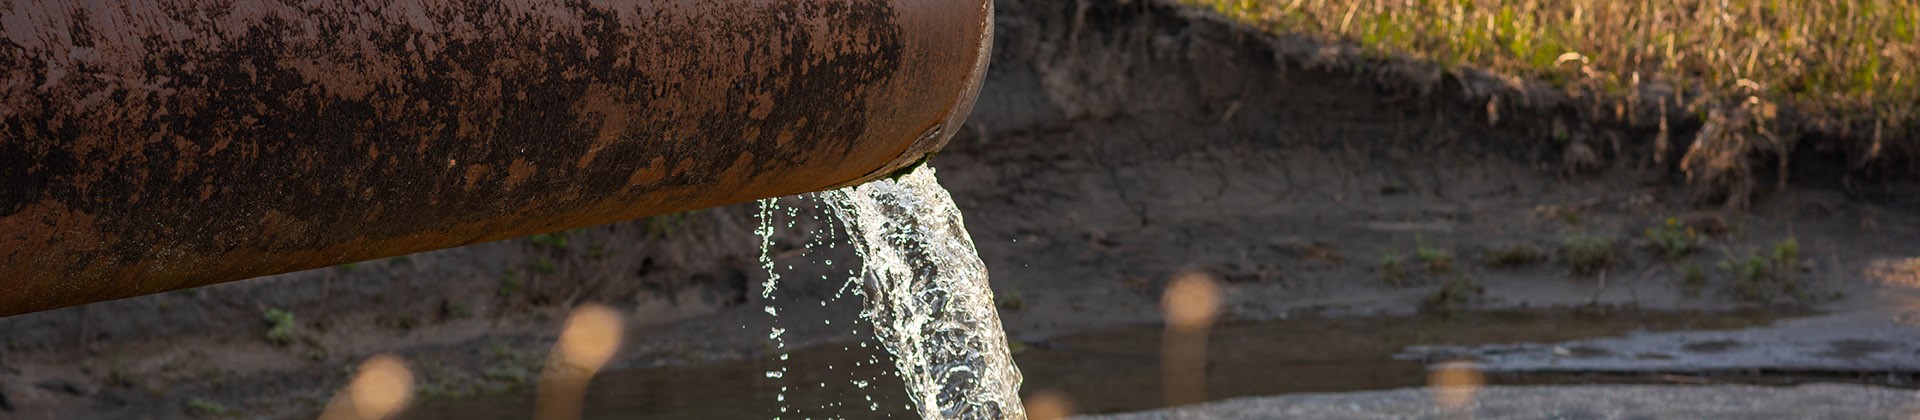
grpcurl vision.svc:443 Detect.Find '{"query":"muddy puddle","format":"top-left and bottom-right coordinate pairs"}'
top-left (1019, 309), bottom-right (1809, 414)
top-left (407, 327), bottom-right (921, 420)
top-left (404, 309), bottom-right (1840, 418)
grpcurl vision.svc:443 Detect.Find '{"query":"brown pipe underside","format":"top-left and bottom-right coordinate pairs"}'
top-left (0, 0), bottom-right (993, 316)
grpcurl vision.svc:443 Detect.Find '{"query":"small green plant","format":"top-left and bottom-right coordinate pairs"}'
top-left (447, 302), bottom-right (474, 319)
top-left (1380, 252), bottom-right (1408, 287)
top-left (1723, 256), bottom-right (1774, 302)
top-left (304, 348), bottom-right (328, 363)
top-left (1422, 274), bottom-right (1483, 316)
top-left (1771, 238), bottom-right (1801, 275)
top-left (1719, 238), bottom-right (1809, 305)
top-left (587, 242), bottom-right (609, 260)
top-left (1414, 242), bottom-right (1454, 274)
top-left (338, 262), bottom-right (358, 272)
top-left (528, 231), bottom-right (570, 250)
top-left (996, 288), bottom-right (1025, 311)
top-left (525, 256), bottom-right (558, 274)
top-left (498, 272), bottom-right (524, 297)
top-left (1681, 262), bottom-right (1708, 298)
top-left (1484, 244), bottom-right (1546, 267)
top-left (646, 211), bottom-right (700, 239)
top-left (186, 398), bottom-right (238, 417)
top-left (263, 308), bottom-right (297, 345)
top-left (104, 349), bottom-right (134, 386)
top-left (1563, 235), bottom-right (1617, 275)
top-left (1645, 217), bottom-right (1703, 259)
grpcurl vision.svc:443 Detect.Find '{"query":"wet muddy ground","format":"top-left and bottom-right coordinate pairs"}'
top-left (404, 308), bottom-right (1918, 418)
top-left (1086, 384), bottom-right (1920, 419)
top-left (4, 0), bottom-right (1920, 418)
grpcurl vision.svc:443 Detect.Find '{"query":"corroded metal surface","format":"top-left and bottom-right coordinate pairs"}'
top-left (0, 0), bottom-right (993, 316)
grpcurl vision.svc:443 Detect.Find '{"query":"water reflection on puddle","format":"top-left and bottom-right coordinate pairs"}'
top-left (407, 309), bottom-right (1785, 419)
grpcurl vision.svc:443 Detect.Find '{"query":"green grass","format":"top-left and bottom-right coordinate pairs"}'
top-left (997, 288), bottom-right (1026, 311)
top-left (1719, 237), bottom-right (1810, 304)
top-left (646, 210), bottom-right (701, 239)
top-left (1645, 217), bottom-right (1704, 259)
top-left (1380, 252), bottom-right (1409, 287)
top-left (1422, 273), bottom-right (1483, 316)
top-left (262, 308), bottom-right (297, 346)
top-left (1414, 242), bottom-right (1454, 274)
top-left (1182, 0), bottom-right (1920, 124)
top-left (525, 256), bottom-right (558, 274)
top-left (1562, 234), bottom-right (1617, 275)
top-left (186, 398), bottom-right (239, 417)
top-left (528, 231), bottom-right (570, 250)
top-left (499, 272), bottom-right (525, 297)
top-left (1772, 238), bottom-right (1802, 270)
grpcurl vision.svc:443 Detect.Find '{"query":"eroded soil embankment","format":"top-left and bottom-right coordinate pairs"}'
top-left (3, 0), bottom-right (1920, 418)
top-left (959, 0), bottom-right (1920, 334)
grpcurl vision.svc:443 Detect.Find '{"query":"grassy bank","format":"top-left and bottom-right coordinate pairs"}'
top-left (1186, 0), bottom-right (1915, 116)
top-left (1182, 0), bottom-right (1919, 205)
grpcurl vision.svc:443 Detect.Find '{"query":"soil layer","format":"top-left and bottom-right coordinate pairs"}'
top-left (3, 1), bottom-right (1920, 419)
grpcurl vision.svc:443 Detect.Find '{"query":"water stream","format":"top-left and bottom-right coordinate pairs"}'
top-left (412, 167), bottom-right (1027, 419)
top-left (813, 167), bottom-right (1026, 420)
top-left (757, 166), bottom-right (1025, 419)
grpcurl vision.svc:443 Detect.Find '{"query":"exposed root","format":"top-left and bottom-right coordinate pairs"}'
top-left (1679, 98), bottom-right (1790, 210)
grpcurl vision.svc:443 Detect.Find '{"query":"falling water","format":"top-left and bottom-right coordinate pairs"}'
top-left (758, 166), bottom-right (1026, 419)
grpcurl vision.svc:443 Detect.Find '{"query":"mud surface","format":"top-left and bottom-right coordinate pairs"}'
top-left (1403, 310), bottom-right (1920, 376)
top-left (1083, 384), bottom-right (1920, 420)
top-left (377, 310), bottom-right (1794, 419)
top-left (4, 0), bottom-right (1920, 418)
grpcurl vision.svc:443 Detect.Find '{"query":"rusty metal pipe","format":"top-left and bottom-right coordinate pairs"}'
top-left (0, 0), bottom-right (993, 316)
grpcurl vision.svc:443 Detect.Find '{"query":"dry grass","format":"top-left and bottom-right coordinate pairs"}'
top-left (1185, 0), bottom-right (1917, 109)
top-left (1184, 0), bottom-right (1919, 205)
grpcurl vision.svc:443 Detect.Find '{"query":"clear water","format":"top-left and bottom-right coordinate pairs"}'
top-left (758, 166), bottom-right (1026, 419)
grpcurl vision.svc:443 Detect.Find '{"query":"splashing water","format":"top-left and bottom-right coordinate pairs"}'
top-left (823, 167), bottom-right (1026, 419)
top-left (759, 166), bottom-right (1026, 419)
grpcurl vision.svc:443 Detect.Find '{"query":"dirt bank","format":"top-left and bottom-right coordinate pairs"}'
top-left (3, 0), bottom-right (1920, 418)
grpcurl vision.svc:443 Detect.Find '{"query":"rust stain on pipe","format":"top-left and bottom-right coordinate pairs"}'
top-left (0, 0), bottom-right (993, 316)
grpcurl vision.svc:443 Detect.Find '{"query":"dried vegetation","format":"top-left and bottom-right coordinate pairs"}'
top-left (1184, 0), bottom-right (1920, 207)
